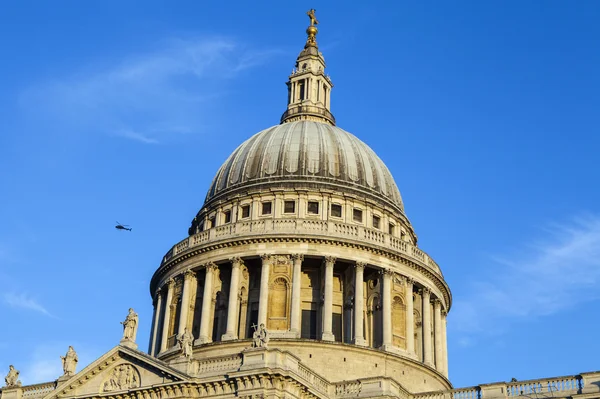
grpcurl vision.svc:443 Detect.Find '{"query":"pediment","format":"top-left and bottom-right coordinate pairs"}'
top-left (45, 345), bottom-right (189, 399)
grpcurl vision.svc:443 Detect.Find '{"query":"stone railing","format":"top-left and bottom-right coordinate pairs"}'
top-left (192, 353), bottom-right (243, 376)
top-left (415, 372), bottom-right (600, 399)
top-left (21, 382), bottom-right (57, 398)
top-left (297, 363), bottom-right (330, 396)
top-left (162, 218), bottom-right (442, 276)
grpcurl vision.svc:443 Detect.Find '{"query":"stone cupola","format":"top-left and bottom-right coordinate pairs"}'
top-left (280, 8), bottom-right (335, 125)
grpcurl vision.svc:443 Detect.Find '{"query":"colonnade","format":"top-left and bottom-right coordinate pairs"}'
top-left (149, 255), bottom-right (449, 376)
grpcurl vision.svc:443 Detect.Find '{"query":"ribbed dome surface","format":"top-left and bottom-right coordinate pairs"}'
top-left (205, 121), bottom-right (404, 210)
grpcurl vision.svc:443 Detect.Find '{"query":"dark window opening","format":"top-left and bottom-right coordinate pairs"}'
top-left (209, 216), bottom-right (216, 228)
top-left (241, 205), bottom-right (250, 218)
top-left (284, 200), bottom-right (296, 214)
top-left (353, 209), bottom-right (363, 223)
top-left (224, 210), bottom-right (231, 224)
top-left (262, 202), bottom-right (272, 215)
top-left (373, 215), bottom-right (381, 229)
top-left (301, 309), bottom-right (318, 339)
top-left (333, 313), bottom-right (343, 342)
top-left (389, 223), bottom-right (395, 235)
top-left (308, 201), bottom-right (319, 214)
top-left (331, 204), bottom-right (342, 218)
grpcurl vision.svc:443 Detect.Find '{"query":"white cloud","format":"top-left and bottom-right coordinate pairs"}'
top-left (451, 214), bottom-right (600, 333)
top-left (3, 292), bottom-right (54, 318)
top-left (19, 37), bottom-right (282, 144)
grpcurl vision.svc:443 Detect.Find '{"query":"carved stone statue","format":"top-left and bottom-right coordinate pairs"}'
top-left (307, 9), bottom-right (319, 26)
top-left (120, 308), bottom-right (138, 342)
top-left (252, 323), bottom-right (269, 348)
top-left (60, 346), bottom-right (78, 376)
top-left (177, 328), bottom-right (194, 358)
top-left (101, 364), bottom-right (140, 392)
top-left (4, 365), bottom-right (21, 387)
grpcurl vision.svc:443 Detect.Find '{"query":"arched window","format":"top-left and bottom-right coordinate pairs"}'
top-left (392, 296), bottom-right (407, 349)
top-left (268, 277), bottom-right (289, 330)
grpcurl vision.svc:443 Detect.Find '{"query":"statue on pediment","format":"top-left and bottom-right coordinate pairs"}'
top-left (120, 308), bottom-right (138, 342)
top-left (60, 346), bottom-right (78, 376)
top-left (252, 323), bottom-right (269, 348)
top-left (4, 365), bottom-right (21, 387)
top-left (177, 328), bottom-right (194, 358)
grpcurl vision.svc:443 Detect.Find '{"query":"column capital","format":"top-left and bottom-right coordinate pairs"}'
top-left (166, 278), bottom-right (175, 287)
top-left (154, 287), bottom-right (162, 298)
top-left (405, 276), bottom-right (416, 285)
top-left (183, 269), bottom-right (196, 280)
top-left (379, 268), bottom-right (394, 277)
top-left (432, 298), bottom-right (442, 306)
top-left (324, 256), bottom-right (336, 266)
top-left (292, 253), bottom-right (304, 262)
top-left (229, 257), bottom-right (244, 268)
top-left (204, 262), bottom-right (218, 272)
top-left (354, 261), bottom-right (366, 271)
top-left (441, 309), bottom-right (448, 317)
top-left (419, 287), bottom-right (431, 296)
top-left (260, 253), bottom-right (271, 263)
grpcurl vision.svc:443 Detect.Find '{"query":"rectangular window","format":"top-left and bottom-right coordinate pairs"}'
top-left (284, 200), bottom-right (296, 214)
top-left (301, 309), bottom-right (318, 339)
top-left (331, 204), bottom-right (342, 218)
top-left (353, 208), bottom-right (363, 223)
top-left (224, 210), bottom-right (231, 224)
top-left (332, 313), bottom-right (343, 343)
top-left (209, 216), bottom-right (216, 228)
top-left (241, 205), bottom-right (250, 219)
top-left (388, 223), bottom-right (395, 235)
top-left (262, 201), bottom-right (272, 215)
top-left (373, 215), bottom-right (381, 229)
top-left (307, 201), bottom-right (319, 214)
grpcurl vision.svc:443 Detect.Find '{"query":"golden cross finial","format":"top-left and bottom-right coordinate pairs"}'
top-left (307, 9), bottom-right (319, 26)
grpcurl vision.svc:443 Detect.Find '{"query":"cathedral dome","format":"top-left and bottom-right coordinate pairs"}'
top-left (204, 120), bottom-right (404, 212)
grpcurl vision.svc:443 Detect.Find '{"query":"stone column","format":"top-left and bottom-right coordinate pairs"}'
top-left (381, 269), bottom-right (393, 349)
top-left (160, 278), bottom-right (175, 353)
top-left (321, 256), bottom-right (336, 341)
top-left (178, 269), bottom-right (197, 336)
top-left (405, 278), bottom-right (415, 357)
top-left (290, 254), bottom-right (304, 336)
top-left (422, 288), bottom-right (433, 366)
top-left (442, 310), bottom-right (449, 376)
top-left (149, 288), bottom-right (162, 356)
top-left (222, 257), bottom-right (243, 341)
top-left (353, 262), bottom-right (367, 346)
top-left (258, 255), bottom-right (271, 327)
top-left (434, 298), bottom-right (443, 371)
top-left (198, 263), bottom-right (217, 344)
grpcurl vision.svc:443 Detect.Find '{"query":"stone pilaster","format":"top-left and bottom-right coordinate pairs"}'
top-left (177, 269), bottom-right (196, 337)
top-left (290, 254), bottom-right (304, 336)
top-left (353, 262), bottom-right (367, 346)
top-left (442, 309), bottom-right (448, 376)
top-left (322, 256), bottom-right (335, 341)
top-left (422, 287), bottom-right (433, 366)
top-left (258, 254), bottom-right (271, 327)
top-left (149, 288), bottom-right (162, 356)
top-left (198, 263), bottom-right (217, 344)
top-left (160, 278), bottom-right (175, 353)
top-left (405, 278), bottom-right (415, 357)
top-left (381, 269), bottom-right (393, 349)
top-left (222, 257), bottom-right (243, 341)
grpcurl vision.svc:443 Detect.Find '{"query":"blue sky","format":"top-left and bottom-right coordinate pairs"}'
top-left (1, 1), bottom-right (599, 388)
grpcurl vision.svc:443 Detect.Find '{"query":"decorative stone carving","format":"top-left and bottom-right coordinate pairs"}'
top-left (101, 364), bottom-right (140, 392)
top-left (121, 308), bottom-right (139, 342)
top-left (177, 328), bottom-right (194, 359)
top-left (252, 323), bottom-right (269, 348)
top-left (4, 365), bottom-right (21, 387)
top-left (60, 346), bottom-right (78, 376)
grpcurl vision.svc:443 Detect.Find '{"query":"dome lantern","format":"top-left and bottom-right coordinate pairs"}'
top-left (280, 9), bottom-right (335, 126)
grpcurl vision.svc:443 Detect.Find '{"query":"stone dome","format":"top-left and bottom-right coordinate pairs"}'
top-left (204, 120), bottom-right (404, 212)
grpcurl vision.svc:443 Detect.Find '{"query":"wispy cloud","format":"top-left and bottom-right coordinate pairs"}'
top-left (19, 37), bottom-right (282, 144)
top-left (451, 214), bottom-right (600, 334)
top-left (3, 292), bottom-right (55, 318)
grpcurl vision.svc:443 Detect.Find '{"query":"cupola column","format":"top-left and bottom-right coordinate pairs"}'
top-left (198, 263), bottom-right (217, 344)
top-left (149, 288), bottom-right (162, 356)
top-left (258, 255), bottom-right (271, 327)
top-left (290, 254), bottom-right (304, 336)
top-left (381, 269), bottom-right (393, 349)
top-left (434, 298), bottom-right (443, 371)
top-left (353, 262), bottom-right (367, 346)
top-left (422, 288), bottom-right (433, 366)
top-left (177, 269), bottom-right (196, 338)
top-left (222, 257), bottom-right (243, 341)
top-left (322, 256), bottom-right (336, 341)
top-left (442, 310), bottom-right (449, 376)
top-left (160, 278), bottom-right (175, 353)
top-left (405, 278), bottom-right (416, 356)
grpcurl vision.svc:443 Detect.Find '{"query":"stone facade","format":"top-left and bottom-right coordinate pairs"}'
top-left (2, 11), bottom-right (599, 399)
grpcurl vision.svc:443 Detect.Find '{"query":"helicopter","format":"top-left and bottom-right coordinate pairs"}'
top-left (115, 222), bottom-right (132, 231)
